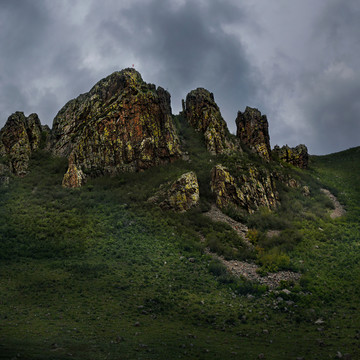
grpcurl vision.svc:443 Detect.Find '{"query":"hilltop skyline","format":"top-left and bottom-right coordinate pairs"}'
top-left (1, 0), bottom-right (359, 155)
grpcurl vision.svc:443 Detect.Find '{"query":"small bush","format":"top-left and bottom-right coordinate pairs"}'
top-left (208, 259), bottom-right (228, 278)
top-left (246, 207), bottom-right (290, 231)
top-left (257, 248), bottom-right (291, 273)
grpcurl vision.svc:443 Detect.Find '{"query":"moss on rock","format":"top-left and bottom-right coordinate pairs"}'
top-left (211, 164), bottom-right (278, 213)
top-left (183, 88), bottom-right (234, 154)
top-left (149, 171), bottom-right (200, 212)
top-left (272, 144), bottom-right (309, 169)
top-left (236, 107), bottom-right (271, 161)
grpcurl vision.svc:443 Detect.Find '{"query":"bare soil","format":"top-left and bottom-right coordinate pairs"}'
top-left (204, 205), bottom-right (301, 289)
top-left (321, 188), bottom-right (346, 219)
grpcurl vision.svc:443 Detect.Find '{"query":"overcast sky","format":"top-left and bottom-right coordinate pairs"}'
top-left (1, 0), bottom-right (359, 154)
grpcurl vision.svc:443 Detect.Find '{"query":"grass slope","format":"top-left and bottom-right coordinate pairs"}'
top-left (0, 129), bottom-right (359, 359)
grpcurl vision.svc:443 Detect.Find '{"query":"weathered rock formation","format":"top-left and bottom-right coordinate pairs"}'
top-left (236, 107), bottom-right (271, 161)
top-left (0, 112), bottom-right (43, 176)
top-left (273, 144), bottom-right (309, 169)
top-left (51, 68), bottom-right (181, 187)
top-left (183, 88), bottom-right (231, 154)
top-left (211, 164), bottom-right (278, 213)
top-left (149, 171), bottom-right (200, 212)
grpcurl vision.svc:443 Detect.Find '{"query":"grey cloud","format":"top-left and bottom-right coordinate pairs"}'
top-left (99, 0), bottom-right (256, 131)
top-left (0, 0), bottom-right (359, 155)
top-left (251, 0), bottom-right (360, 154)
top-left (300, 0), bottom-right (360, 154)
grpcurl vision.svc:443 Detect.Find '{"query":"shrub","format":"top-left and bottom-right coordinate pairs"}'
top-left (209, 259), bottom-right (228, 277)
top-left (257, 248), bottom-right (291, 273)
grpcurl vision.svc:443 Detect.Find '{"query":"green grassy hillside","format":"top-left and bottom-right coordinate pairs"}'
top-left (0, 127), bottom-right (359, 359)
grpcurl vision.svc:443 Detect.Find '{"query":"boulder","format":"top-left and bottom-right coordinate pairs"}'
top-left (0, 112), bottom-right (42, 176)
top-left (236, 107), bottom-right (271, 160)
top-left (51, 68), bottom-right (182, 187)
top-left (150, 171), bottom-right (200, 212)
top-left (273, 144), bottom-right (309, 169)
top-left (183, 88), bottom-right (232, 154)
top-left (211, 164), bottom-right (278, 213)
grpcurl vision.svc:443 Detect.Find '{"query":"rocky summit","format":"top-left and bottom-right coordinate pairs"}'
top-left (0, 112), bottom-right (44, 176)
top-left (52, 68), bottom-right (181, 187)
top-left (273, 144), bottom-right (309, 169)
top-left (236, 106), bottom-right (271, 161)
top-left (183, 88), bottom-right (232, 154)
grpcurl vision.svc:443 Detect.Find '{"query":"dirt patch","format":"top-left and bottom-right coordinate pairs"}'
top-left (204, 205), bottom-right (251, 247)
top-left (321, 188), bottom-right (346, 219)
top-left (203, 205), bottom-right (301, 289)
top-left (205, 248), bottom-right (301, 289)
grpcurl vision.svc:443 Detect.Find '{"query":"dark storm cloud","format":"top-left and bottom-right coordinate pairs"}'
top-left (0, 0), bottom-right (359, 154)
top-left (0, 0), bottom-right (48, 120)
top-left (0, 0), bottom-right (99, 125)
top-left (302, 0), bottom-right (360, 154)
top-left (0, 0), bottom-right (255, 133)
top-left (98, 0), bottom-right (256, 132)
top-left (257, 0), bottom-right (360, 154)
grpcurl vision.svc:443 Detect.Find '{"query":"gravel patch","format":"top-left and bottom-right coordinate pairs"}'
top-left (321, 188), bottom-right (346, 219)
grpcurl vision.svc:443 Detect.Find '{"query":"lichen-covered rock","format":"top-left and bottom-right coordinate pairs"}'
top-left (302, 185), bottom-right (310, 197)
top-left (211, 164), bottom-right (245, 208)
top-left (236, 107), bottom-right (271, 160)
top-left (149, 171), bottom-right (200, 212)
top-left (211, 164), bottom-right (278, 213)
top-left (62, 163), bottom-right (86, 188)
top-left (164, 171), bottom-right (200, 211)
top-left (52, 68), bottom-right (181, 187)
top-left (183, 88), bottom-right (232, 154)
top-left (273, 144), bottom-right (309, 169)
top-left (0, 112), bottom-right (42, 176)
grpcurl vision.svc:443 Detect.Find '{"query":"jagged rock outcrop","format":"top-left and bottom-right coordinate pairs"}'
top-left (273, 144), bottom-right (309, 169)
top-left (149, 171), bottom-right (200, 212)
top-left (0, 112), bottom-right (43, 176)
top-left (211, 164), bottom-right (278, 213)
top-left (183, 88), bottom-right (232, 154)
top-left (236, 107), bottom-right (271, 161)
top-left (51, 68), bottom-right (181, 187)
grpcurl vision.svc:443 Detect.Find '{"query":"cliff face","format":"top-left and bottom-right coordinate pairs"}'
top-left (183, 88), bottom-right (232, 154)
top-left (273, 144), bottom-right (309, 169)
top-left (236, 107), bottom-right (271, 161)
top-left (0, 112), bottom-right (43, 176)
top-left (51, 68), bottom-right (181, 187)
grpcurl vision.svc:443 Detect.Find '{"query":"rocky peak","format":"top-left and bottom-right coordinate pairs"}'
top-left (183, 88), bottom-right (230, 154)
top-left (0, 111), bottom-right (43, 176)
top-left (273, 144), bottom-right (309, 169)
top-left (51, 68), bottom-right (181, 187)
top-left (236, 107), bottom-right (271, 161)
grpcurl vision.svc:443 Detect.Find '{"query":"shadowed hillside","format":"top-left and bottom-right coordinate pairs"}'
top-left (0, 70), bottom-right (359, 359)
